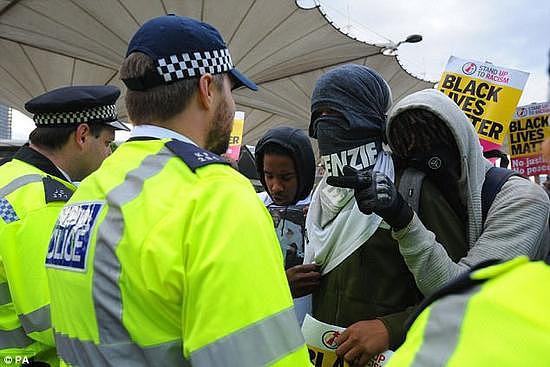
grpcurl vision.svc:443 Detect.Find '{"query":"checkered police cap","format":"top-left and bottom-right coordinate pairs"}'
top-left (122, 14), bottom-right (257, 92)
top-left (33, 104), bottom-right (117, 126)
top-left (25, 85), bottom-right (130, 131)
top-left (157, 48), bottom-right (233, 82)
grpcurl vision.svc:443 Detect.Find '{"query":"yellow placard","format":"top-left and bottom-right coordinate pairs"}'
top-left (438, 56), bottom-right (529, 149)
top-left (302, 314), bottom-right (393, 367)
top-left (439, 73), bottom-right (522, 144)
top-left (225, 111), bottom-right (245, 161)
top-left (308, 345), bottom-right (349, 367)
top-left (509, 115), bottom-right (549, 157)
top-left (508, 102), bottom-right (550, 176)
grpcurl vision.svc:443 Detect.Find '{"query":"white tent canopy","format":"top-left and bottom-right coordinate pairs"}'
top-left (0, 0), bottom-right (433, 145)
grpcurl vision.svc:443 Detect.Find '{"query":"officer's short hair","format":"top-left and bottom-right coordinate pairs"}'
top-left (120, 52), bottom-right (224, 125)
top-left (29, 124), bottom-right (108, 151)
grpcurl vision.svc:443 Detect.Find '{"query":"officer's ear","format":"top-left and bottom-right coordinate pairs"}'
top-left (197, 73), bottom-right (215, 110)
top-left (74, 123), bottom-right (91, 148)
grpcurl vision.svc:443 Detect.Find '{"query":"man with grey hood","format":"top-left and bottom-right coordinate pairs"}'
top-left (306, 66), bottom-right (465, 366)
top-left (329, 88), bottom-right (550, 297)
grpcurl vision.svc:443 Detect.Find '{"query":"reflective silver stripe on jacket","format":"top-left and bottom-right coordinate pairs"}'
top-left (0, 174), bottom-right (43, 197)
top-left (0, 282), bottom-right (11, 305)
top-left (0, 305), bottom-right (51, 350)
top-left (0, 174), bottom-right (43, 223)
top-left (0, 174), bottom-right (45, 348)
top-left (0, 327), bottom-right (34, 349)
top-left (19, 305), bottom-right (51, 334)
top-left (55, 333), bottom-right (187, 367)
top-left (190, 307), bottom-right (305, 367)
top-left (93, 147), bottom-right (173, 343)
top-left (56, 148), bottom-right (185, 365)
top-left (410, 285), bottom-right (482, 367)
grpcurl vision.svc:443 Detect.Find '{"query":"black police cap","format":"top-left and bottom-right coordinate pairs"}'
top-left (25, 85), bottom-right (130, 131)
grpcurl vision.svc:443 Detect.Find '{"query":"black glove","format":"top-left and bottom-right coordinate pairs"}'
top-left (326, 166), bottom-right (413, 230)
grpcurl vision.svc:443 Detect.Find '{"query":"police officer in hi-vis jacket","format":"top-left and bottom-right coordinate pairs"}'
top-left (45, 15), bottom-right (311, 367)
top-left (0, 85), bottom-right (128, 366)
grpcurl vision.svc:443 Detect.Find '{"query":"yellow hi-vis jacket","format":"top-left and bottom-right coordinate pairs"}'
top-left (387, 256), bottom-right (550, 367)
top-left (0, 149), bottom-right (76, 366)
top-left (46, 138), bottom-right (312, 366)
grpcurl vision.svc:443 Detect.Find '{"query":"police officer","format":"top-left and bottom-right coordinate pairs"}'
top-left (0, 85), bottom-right (128, 366)
top-left (46, 15), bottom-right (311, 366)
top-left (387, 256), bottom-right (550, 366)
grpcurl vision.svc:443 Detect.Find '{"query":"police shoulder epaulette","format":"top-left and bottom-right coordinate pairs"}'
top-left (43, 176), bottom-right (74, 203)
top-left (165, 140), bottom-right (229, 172)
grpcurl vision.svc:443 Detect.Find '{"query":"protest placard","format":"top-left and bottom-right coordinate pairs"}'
top-left (225, 111), bottom-right (245, 161)
top-left (508, 102), bottom-right (550, 176)
top-left (302, 314), bottom-right (393, 367)
top-left (438, 56), bottom-right (528, 151)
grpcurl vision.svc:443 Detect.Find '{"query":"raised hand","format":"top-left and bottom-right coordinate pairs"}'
top-left (327, 166), bottom-right (413, 230)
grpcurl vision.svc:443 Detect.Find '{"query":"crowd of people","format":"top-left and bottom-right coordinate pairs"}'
top-left (0, 13), bottom-right (548, 367)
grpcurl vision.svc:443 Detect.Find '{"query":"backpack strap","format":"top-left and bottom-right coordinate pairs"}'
top-left (398, 167), bottom-right (426, 213)
top-left (481, 167), bottom-right (522, 224)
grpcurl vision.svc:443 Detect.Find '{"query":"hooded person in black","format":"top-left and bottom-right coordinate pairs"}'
top-left (255, 126), bottom-right (316, 206)
top-left (255, 127), bottom-right (321, 322)
top-left (307, 65), bottom-right (467, 366)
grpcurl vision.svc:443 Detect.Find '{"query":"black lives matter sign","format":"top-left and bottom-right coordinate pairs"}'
top-left (508, 102), bottom-right (550, 176)
top-left (438, 56), bottom-right (528, 151)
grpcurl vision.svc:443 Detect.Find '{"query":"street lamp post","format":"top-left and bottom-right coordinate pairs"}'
top-left (375, 34), bottom-right (423, 56)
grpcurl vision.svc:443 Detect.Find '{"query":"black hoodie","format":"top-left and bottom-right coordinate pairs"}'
top-left (255, 126), bottom-right (315, 204)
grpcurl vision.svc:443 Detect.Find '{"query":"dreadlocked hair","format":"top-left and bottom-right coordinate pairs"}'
top-left (389, 109), bottom-right (455, 158)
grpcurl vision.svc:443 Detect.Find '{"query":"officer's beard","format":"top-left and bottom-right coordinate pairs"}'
top-left (205, 98), bottom-right (234, 155)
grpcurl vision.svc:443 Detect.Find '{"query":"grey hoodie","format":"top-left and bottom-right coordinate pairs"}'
top-left (386, 89), bottom-right (550, 295)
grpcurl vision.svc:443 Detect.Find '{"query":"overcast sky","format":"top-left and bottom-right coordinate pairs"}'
top-left (11, 0), bottom-right (550, 140)
top-left (314, 0), bottom-right (549, 104)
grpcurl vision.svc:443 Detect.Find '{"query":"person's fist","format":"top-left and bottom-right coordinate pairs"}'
top-left (286, 263), bottom-right (321, 298)
top-left (327, 166), bottom-right (413, 230)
